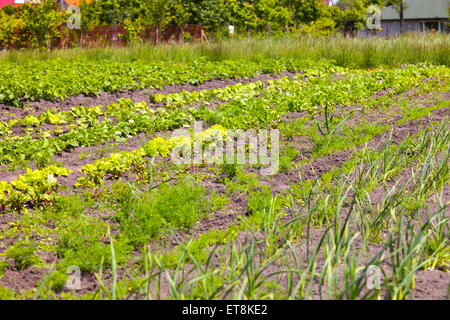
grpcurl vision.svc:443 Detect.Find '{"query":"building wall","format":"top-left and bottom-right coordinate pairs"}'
top-left (382, 20), bottom-right (448, 36)
top-left (358, 19), bottom-right (448, 37)
top-left (382, 21), bottom-right (416, 35)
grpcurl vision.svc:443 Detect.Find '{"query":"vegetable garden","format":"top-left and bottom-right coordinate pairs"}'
top-left (0, 40), bottom-right (449, 300)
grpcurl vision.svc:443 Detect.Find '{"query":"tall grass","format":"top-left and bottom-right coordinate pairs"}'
top-left (0, 33), bottom-right (449, 68)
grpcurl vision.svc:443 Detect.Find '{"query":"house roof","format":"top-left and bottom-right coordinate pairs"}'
top-left (382, 0), bottom-right (449, 20)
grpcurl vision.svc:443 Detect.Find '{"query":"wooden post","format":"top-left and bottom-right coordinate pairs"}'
top-left (200, 27), bottom-right (208, 43)
top-left (58, 24), bottom-right (63, 49)
top-left (247, 24), bottom-right (250, 39)
top-left (156, 24), bottom-right (159, 44)
top-left (266, 24), bottom-right (270, 36)
top-left (113, 25), bottom-right (118, 46)
top-left (180, 26), bottom-right (185, 42)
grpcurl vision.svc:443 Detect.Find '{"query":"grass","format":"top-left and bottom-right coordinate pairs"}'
top-left (0, 34), bottom-right (449, 68)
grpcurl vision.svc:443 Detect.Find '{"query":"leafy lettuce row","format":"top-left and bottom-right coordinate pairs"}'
top-left (0, 166), bottom-right (71, 212)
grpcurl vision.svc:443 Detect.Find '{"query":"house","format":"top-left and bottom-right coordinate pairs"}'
top-left (380, 0), bottom-right (449, 35)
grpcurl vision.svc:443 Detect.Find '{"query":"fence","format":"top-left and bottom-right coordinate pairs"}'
top-left (58, 24), bottom-right (205, 49)
top-left (0, 24), bottom-right (205, 50)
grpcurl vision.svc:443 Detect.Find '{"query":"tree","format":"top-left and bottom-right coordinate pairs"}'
top-left (335, 0), bottom-right (367, 34)
top-left (0, 0), bottom-right (66, 49)
top-left (141, 0), bottom-right (173, 28)
top-left (225, 0), bottom-right (258, 30)
top-left (79, 0), bottom-right (141, 27)
top-left (333, 0), bottom-right (385, 35)
top-left (179, 0), bottom-right (227, 32)
top-left (385, 0), bottom-right (408, 33)
top-left (251, 0), bottom-right (294, 31)
top-left (283, 0), bottom-right (323, 24)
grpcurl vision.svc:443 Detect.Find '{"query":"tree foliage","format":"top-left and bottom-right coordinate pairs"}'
top-left (0, 0), bottom-right (66, 49)
top-left (0, 0), bottom-right (421, 47)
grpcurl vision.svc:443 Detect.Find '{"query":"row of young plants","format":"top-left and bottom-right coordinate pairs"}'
top-left (0, 64), bottom-right (446, 213)
top-left (0, 166), bottom-right (71, 213)
top-left (0, 100), bottom-right (197, 168)
top-left (0, 124), bottom-right (230, 211)
top-left (0, 57), bottom-right (331, 107)
top-left (0, 70), bottom-right (448, 297)
top-left (1, 115), bottom-right (446, 300)
top-left (75, 125), bottom-right (229, 189)
top-left (2, 63), bottom-right (446, 170)
top-left (0, 61), bottom-right (344, 135)
top-left (0, 70), bottom-right (327, 166)
top-left (0, 106), bottom-right (104, 137)
top-left (4, 72), bottom-right (441, 217)
top-left (130, 119), bottom-right (449, 300)
top-left (147, 114), bottom-right (449, 260)
top-left (191, 64), bottom-right (449, 130)
top-left (73, 79), bottom-right (449, 191)
top-left (0, 69), bottom-right (320, 136)
top-left (149, 64), bottom-right (347, 108)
